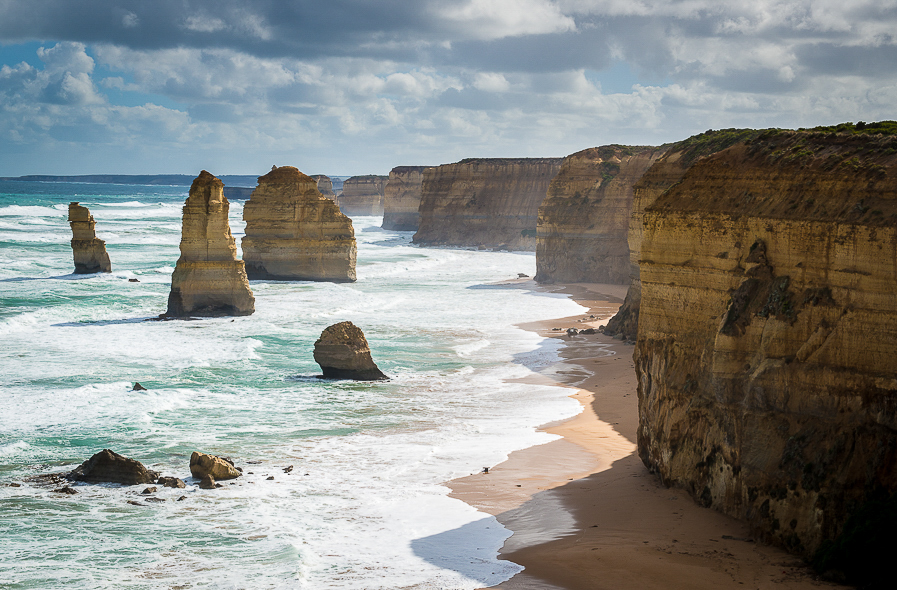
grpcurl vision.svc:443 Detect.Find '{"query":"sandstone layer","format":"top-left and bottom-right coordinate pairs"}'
top-left (634, 128), bottom-right (897, 558)
top-left (68, 202), bottom-right (111, 274)
top-left (381, 166), bottom-right (430, 231)
top-left (413, 158), bottom-right (562, 250)
top-left (67, 449), bottom-right (158, 485)
top-left (313, 321), bottom-right (388, 380)
top-left (241, 166), bottom-right (356, 282)
top-left (535, 146), bottom-right (667, 284)
top-left (605, 129), bottom-right (764, 339)
top-left (311, 175), bottom-right (336, 200)
top-left (338, 175), bottom-right (388, 216)
top-left (164, 171), bottom-right (255, 317)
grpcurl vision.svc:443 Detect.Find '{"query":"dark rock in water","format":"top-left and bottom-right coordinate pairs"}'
top-left (199, 474), bottom-right (217, 490)
top-left (132, 382), bottom-right (147, 391)
top-left (517, 273), bottom-right (529, 278)
top-left (158, 476), bottom-right (186, 489)
top-left (128, 278), bottom-right (140, 282)
top-left (67, 449), bottom-right (159, 486)
top-left (145, 497), bottom-right (166, 503)
top-left (6, 482), bottom-right (22, 488)
top-left (566, 328), bottom-right (579, 336)
top-left (141, 486), bottom-right (157, 494)
top-left (313, 321), bottom-right (388, 381)
top-left (127, 500), bottom-right (145, 506)
top-left (266, 476), bottom-right (275, 481)
top-left (177, 495), bottom-right (187, 501)
top-left (283, 465), bottom-right (293, 473)
top-left (52, 485), bottom-right (78, 495)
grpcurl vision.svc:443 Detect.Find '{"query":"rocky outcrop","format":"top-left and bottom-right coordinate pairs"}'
top-left (338, 175), bottom-right (388, 216)
top-left (241, 166), bottom-right (357, 282)
top-left (605, 129), bottom-right (764, 338)
top-left (68, 202), bottom-right (111, 274)
top-left (189, 451), bottom-right (241, 480)
top-left (313, 321), bottom-right (388, 380)
top-left (163, 171), bottom-right (255, 317)
top-left (67, 449), bottom-right (159, 485)
top-left (535, 146), bottom-right (667, 284)
top-left (311, 175), bottom-right (336, 200)
top-left (413, 158), bottom-right (562, 250)
top-left (634, 127), bottom-right (897, 558)
top-left (382, 166), bottom-right (430, 231)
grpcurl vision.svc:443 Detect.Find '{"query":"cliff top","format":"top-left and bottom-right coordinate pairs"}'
top-left (390, 166), bottom-right (432, 174)
top-left (568, 145), bottom-right (661, 161)
top-left (344, 175), bottom-right (388, 181)
top-left (454, 157), bottom-right (563, 165)
top-left (258, 166), bottom-right (314, 185)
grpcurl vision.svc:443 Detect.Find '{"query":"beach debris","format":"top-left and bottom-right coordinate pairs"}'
top-left (517, 273), bottom-right (529, 278)
top-left (158, 476), bottom-right (186, 489)
top-left (141, 487), bottom-right (157, 495)
top-left (266, 476), bottom-right (275, 480)
top-left (566, 328), bottom-right (580, 336)
top-left (314, 321), bottom-right (388, 381)
top-left (132, 382), bottom-right (147, 391)
top-left (198, 474), bottom-right (217, 490)
top-left (189, 451), bottom-right (241, 481)
top-left (552, 327), bottom-right (563, 331)
top-left (482, 467), bottom-right (490, 474)
top-left (283, 465), bottom-right (293, 473)
top-left (52, 486), bottom-right (78, 495)
top-left (67, 449), bottom-right (159, 486)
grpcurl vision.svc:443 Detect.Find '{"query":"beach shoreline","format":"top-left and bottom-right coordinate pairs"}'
top-left (447, 281), bottom-right (842, 590)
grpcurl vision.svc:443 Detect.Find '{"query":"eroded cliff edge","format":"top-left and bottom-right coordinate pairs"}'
top-left (535, 145), bottom-right (667, 284)
top-left (338, 175), bottom-right (388, 216)
top-left (635, 128), bottom-right (897, 558)
top-left (413, 158), bottom-right (562, 250)
top-left (382, 166), bottom-right (430, 231)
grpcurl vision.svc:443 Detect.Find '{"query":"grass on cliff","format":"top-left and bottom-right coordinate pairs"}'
top-left (674, 128), bottom-right (768, 166)
top-left (805, 120), bottom-right (897, 136)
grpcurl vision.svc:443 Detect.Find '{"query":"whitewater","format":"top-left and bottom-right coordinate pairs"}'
top-left (0, 179), bottom-right (584, 589)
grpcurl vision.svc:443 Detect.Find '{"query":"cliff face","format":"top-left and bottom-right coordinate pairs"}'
top-left (68, 202), bottom-right (111, 274)
top-left (535, 146), bottom-right (666, 284)
top-left (605, 130), bottom-right (764, 338)
top-left (164, 171), bottom-right (255, 317)
top-left (635, 130), bottom-right (897, 557)
top-left (241, 166), bottom-right (356, 282)
top-left (338, 175), bottom-right (388, 216)
top-left (311, 175), bottom-right (336, 200)
top-left (413, 158), bottom-right (562, 250)
top-left (382, 166), bottom-right (429, 231)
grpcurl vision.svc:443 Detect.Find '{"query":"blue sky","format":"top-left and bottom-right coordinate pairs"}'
top-left (1, 1), bottom-right (896, 176)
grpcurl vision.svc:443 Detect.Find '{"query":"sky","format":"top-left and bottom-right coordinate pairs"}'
top-left (1, 0), bottom-right (896, 176)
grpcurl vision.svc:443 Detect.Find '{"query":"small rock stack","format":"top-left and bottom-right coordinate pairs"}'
top-left (313, 321), bottom-right (388, 381)
top-left (68, 202), bottom-right (111, 274)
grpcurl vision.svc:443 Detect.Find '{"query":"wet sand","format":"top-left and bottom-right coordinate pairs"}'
top-left (448, 281), bottom-right (841, 590)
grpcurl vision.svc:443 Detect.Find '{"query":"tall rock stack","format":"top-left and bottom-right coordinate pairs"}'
top-left (163, 171), bottom-right (255, 317)
top-left (338, 175), bottom-right (388, 216)
top-left (241, 166), bottom-right (357, 282)
top-left (635, 127), bottom-right (897, 559)
top-left (381, 166), bottom-right (430, 231)
top-left (413, 158), bottom-right (562, 250)
top-left (535, 146), bottom-right (667, 284)
top-left (68, 202), bottom-right (111, 274)
top-left (311, 175), bottom-right (336, 200)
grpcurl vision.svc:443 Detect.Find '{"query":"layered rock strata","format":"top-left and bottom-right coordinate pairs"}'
top-left (67, 449), bottom-right (158, 485)
top-left (381, 166), bottom-right (430, 231)
top-left (338, 175), bottom-right (388, 216)
top-left (413, 158), bottom-right (562, 250)
top-left (68, 202), bottom-right (111, 274)
top-left (605, 129), bottom-right (763, 339)
top-left (535, 146), bottom-right (667, 284)
top-left (164, 171), bottom-right (255, 317)
top-left (311, 175), bottom-right (336, 200)
top-left (241, 166), bottom-right (357, 282)
top-left (313, 321), bottom-right (388, 380)
top-left (635, 128), bottom-right (897, 558)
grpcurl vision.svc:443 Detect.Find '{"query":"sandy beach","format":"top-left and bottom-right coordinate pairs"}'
top-left (449, 282), bottom-right (843, 590)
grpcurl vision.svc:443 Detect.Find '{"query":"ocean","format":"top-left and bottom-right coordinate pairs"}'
top-left (0, 179), bottom-right (585, 589)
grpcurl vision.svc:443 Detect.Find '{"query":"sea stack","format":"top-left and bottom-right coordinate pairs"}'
top-left (68, 202), bottom-right (111, 274)
top-left (382, 166), bottom-right (430, 231)
top-left (313, 321), bottom-right (388, 380)
top-left (338, 175), bottom-right (388, 216)
top-left (163, 171), bottom-right (255, 317)
top-left (241, 166), bottom-right (357, 282)
top-left (311, 175), bottom-right (337, 200)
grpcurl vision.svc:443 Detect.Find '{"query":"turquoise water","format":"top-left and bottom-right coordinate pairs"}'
top-left (0, 180), bottom-right (585, 589)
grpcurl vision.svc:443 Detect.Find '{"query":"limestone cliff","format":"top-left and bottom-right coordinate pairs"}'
top-left (68, 202), bottom-right (111, 274)
top-left (241, 166), bottom-right (356, 282)
top-left (164, 171), bottom-right (255, 317)
top-left (535, 146), bottom-right (666, 284)
top-left (605, 129), bottom-right (764, 338)
top-left (338, 175), bottom-right (388, 216)
top-left (635, 127), bottom-right (897, 558)
top-left (382, 166), bottom-right (430, 231)
top-left (413, 158), bottom-right (562, 250)
top-left (311, 175), bottom-right (336, 200)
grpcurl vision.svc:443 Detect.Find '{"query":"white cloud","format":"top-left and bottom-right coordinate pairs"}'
top-left (473, 72), bottom-right (510, 92)
top-left (438, 0), bottom-right (576, 39)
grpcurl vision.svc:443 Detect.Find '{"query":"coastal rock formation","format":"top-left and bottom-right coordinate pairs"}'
top-left (382, 166), bottom-right (430, 231)
top-left (189, 451), bottom-right (241, 480)
top-left (164, 171), bottom-right (255, 317)
top-left (313, 321), bottom-right (388, 380)
top-left (605, 129), bottom-right (763, 339)
top-left (635, 127), bottom-right (897, 558)
top-left (67, 449), bottom-right (159, 485)
top-left (535, 146), bottom-right (667, 284)
top-left (311, 175), bottom-right (336, 200)
top-left (241, 166), bottom-right (357, 282)
top-left (413, 158), bottom-right (562, 250)
top-left (338, 175), bottom-right (388, 216)
top-left (68, 202), bottom-right (111, 274)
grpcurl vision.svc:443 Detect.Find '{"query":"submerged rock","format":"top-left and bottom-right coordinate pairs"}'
top-left (67, 449), bottom-right (159, 485)
top-left (189, 451), bottom-right (241, 481)
top-left (68, 202), bottom-right (111, 274)
top-left (163, 171), bottom-right (255, 318)
top-left (313, 321), bottom-right (388, 381)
